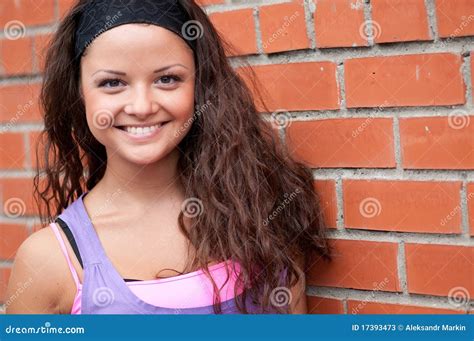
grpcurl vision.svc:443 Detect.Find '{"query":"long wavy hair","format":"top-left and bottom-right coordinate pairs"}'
top-left (34, 0), bottom-right (332, 314)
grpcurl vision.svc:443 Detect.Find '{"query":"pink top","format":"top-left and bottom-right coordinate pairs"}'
top-left (50, 222), bottom-right (244, 314)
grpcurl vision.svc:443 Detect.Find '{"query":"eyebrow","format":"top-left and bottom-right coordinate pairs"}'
top-left (92, 63), bottom-right (188, 76)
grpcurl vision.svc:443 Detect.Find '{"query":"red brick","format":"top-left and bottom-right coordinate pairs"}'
top-left (260, 1), bottom-right (310, 54)
top-left (0, 37), bottom-right (33, 76)
top-left (307, 296), bottom-right (344, 314)
top-left (343, 180), bottom-right (462, 234)
top-left (29, 131), bottom-right (47, 171)
top-left (313, 0), bottom-right (367, 48)
top-left (348, 300), bottom-right (465, 314)
top-left (468, 183), bottom-right (474, 236)
top-left (209, 9), bottom-right (257, 57)
top-left (435, 0), bottom-right (474, 38)
top-left (372, 0), bottom-right (431, 43)
top-left (345, 53), bottom-right (465, 108)
top-left (0, 224), bottom-right (28, 260)
top-left (307, 239), bottom-right (400, 292)
top-left (33, 33), bottom-right (53, 73)
top-left (313, 180), bottom-right (337, 228)
top-left (405, 243), bottom-right (474, 298)
top-left (472, 53), bottom-right (474, 104)
top-left (400, 116), bottom-right (474, 170)
top-left (0, 0), bottom-right (55, 27)
top-left (0, 178), bottom-right (36, 217)
top-left (239, 62), bottom-right (339, 112)
top-left (286, 118), bottom-right (395, 168)
top-left (0, 83), bottom-right (42, 123)
top-left (0, 268), bottom-right (12, 304)
top-left (0, 133), bottom-right (25, 169)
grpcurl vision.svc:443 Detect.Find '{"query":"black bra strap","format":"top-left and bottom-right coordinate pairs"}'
top-left (56, 217), bottom-right (83, 268)
top-left (54, 217), bottom-right (141, 282)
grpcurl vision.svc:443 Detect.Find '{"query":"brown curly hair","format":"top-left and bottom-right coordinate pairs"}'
top-left (34, 0), bottom-right (332, 314)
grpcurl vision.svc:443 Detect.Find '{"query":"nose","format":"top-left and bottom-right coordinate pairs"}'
top-left (124, 86), bottom-right (159, 119)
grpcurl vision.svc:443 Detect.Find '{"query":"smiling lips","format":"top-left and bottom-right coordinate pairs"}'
top-left (115, 122), bottom-right (169, 136)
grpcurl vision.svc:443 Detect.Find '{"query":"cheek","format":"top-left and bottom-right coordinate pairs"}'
top-left (163, 85), bottom-right (195, 121)
top-left (84, 93), bottom-right (120, 131)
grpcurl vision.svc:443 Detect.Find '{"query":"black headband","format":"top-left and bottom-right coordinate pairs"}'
top-left (74, 0), bottom-right (198, 59)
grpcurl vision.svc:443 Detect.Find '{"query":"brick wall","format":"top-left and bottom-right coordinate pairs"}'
top-left (0, 0), bottom-right (472, 314)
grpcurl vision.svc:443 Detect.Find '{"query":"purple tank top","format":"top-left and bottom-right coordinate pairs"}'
top-left (56, 192), bottom-right (289, 314)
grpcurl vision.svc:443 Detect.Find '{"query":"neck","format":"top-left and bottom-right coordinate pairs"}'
top-left (88, 148), bottom-right (186, 214)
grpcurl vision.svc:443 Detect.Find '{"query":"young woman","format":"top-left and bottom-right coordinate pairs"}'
top-left (6, 0), bottom-right (331, 314)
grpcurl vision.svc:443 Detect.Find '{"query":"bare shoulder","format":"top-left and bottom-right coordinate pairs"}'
top-left (5, 225), bottom-right (67, 314)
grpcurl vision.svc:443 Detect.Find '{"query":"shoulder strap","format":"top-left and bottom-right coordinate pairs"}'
top-left (56, 193), bottom-right (143, 282)
top-left (55, 217), bottom-right (141, 282)
top-left (56, 217), bottom-right (84, 268)
top-left (49, 222), bottom-right (81, 288)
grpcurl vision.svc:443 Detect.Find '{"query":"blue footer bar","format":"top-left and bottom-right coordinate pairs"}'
top-left (1, 314), bottom-right (473, 341)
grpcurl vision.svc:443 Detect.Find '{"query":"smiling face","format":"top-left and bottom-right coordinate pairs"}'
top-left (80, 23), bottom-right (196, 166)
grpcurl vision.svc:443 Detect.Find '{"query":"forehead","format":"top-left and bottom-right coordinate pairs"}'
top-left (81, 23), bottom-right (194, 69)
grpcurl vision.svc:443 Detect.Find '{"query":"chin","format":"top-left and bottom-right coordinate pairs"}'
top-left (128, 154), bottom-right (165, 165)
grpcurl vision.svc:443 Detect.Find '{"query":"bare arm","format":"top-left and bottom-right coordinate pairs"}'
top-left (5, 227), bottom-right (63, 314)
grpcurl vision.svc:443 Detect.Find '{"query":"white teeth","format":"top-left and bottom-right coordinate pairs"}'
top-left (124, 123), bottom-right (162, 135)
